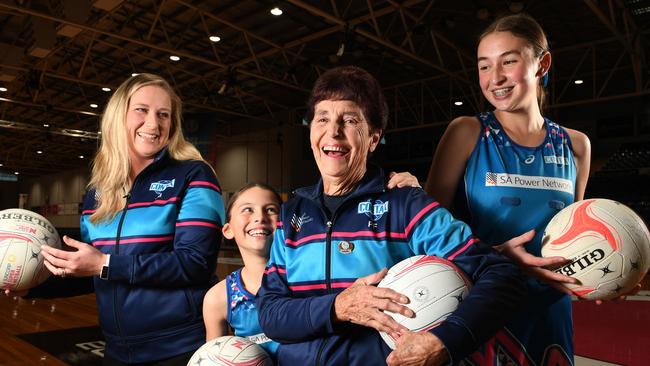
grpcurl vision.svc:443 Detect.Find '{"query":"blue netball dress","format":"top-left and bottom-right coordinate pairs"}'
top-left (226, 268), bottom-right (279, 357)
top-left (462, 112), bottom-right (576, 366)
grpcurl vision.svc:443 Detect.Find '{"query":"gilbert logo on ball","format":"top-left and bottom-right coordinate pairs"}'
top-left (377, 255), bottom-right (471, 349)
top-left (187, 336), bottom-right (272, 366)
top-left (0, 208), bottom-right (62, 291)
top-left (541, 199), bottom-right (650, 300)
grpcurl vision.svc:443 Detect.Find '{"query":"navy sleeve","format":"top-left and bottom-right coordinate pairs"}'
top-left (405, 188), bottom-right (527, 363)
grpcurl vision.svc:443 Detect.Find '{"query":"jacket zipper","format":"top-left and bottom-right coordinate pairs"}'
top-left (113, 191), bottom-right (131, 361)
top-left (314, 219), bottom-right (333, 366)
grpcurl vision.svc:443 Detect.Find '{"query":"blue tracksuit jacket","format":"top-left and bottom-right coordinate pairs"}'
top-left (80, 151), bottom-right (225, 363)
top-left (257, 166), bottom-right (526, 365)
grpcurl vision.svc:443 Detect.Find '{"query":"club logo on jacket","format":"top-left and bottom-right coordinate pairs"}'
top-left (290, 213), bottom-right (312, 232)
top-left (358, 200), bottom-right (389, 221)
top-left (149, 179), bottom-right (175, 198)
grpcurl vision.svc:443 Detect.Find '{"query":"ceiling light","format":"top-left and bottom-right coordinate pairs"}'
top-left (36, 150), bottom-right (43, 154)
top-left (14, 172), bottom-right (19, 175)
top-left (454, 101), bottom-right (463, 106)
top-left (43, 123), bottom-right (50, 127)
top-left (217, 82), bottom-right (227, 95)
top-left (0, 87), bottom-right (7, 92)
top-left (79, 155), bottom-right (85, 159)
top-left (102, 87), bottom-right (111, 92)
top-left (90, 103), bottom-right (98, 108)
top-left (574, 79), bottom-right (584, 85)
top-left (0, 163), bottom-right (3, 167)
top-left (131, 73), bottom-right (139, 77)
top-left (209, 36), bottom-right (221, 42)
top-left (169, 55), bottom-right (180, 62)
top-left (270, 7), bottom-right (283, 16)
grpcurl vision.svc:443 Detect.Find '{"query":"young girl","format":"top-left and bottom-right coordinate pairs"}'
top-left (203, 182), bottom-right (282, 356)
top-left (425, 14), bottom-right (589, 365)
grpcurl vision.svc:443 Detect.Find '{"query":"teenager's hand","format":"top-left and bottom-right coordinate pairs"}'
top-left (495, 229), bottom-right (578, 294)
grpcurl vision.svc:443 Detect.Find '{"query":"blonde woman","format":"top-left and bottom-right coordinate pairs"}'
top-left (32, 74), bottom-right (225, 365)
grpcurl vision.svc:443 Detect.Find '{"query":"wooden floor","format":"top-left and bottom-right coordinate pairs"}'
top-left (0, 254), bottom-right (242, 366)
top-left (0, 294), bottom-right (98, 366)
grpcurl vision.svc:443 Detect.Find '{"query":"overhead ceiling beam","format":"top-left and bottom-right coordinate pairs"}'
top-left (0, 2), bottom-right (308, 93)
top-left (583, 0), bottom-right (643, 89)
top-left (287, 0), bottom-right (472, 86)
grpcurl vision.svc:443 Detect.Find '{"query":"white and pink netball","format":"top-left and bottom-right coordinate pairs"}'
top-left (541, 199), bottom-right (650, 300)
top-left (0, 208), bottom-right (61, 291)
top-left (377, 255), bottom-right (471, 349)
top-left (187, 336), bottom-right (272, 366)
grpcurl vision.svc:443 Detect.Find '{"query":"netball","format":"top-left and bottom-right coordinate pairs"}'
top-left (0, 208), bottom-right (62, 291)
top-left (541, 199), bottom-right (650, 300)
top-left (377, 255), bottom-right (472, 349)
top-left (187, 336), bottom-right (273, 366)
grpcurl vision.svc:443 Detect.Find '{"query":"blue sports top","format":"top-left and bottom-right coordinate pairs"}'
top-left (463, 112), bottom-right (576, 366)
top-left (226, 268), bottom-right (279, 357)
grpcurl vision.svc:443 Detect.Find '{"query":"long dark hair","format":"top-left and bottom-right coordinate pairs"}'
top-left (480, 14), bottom-right (550, 111)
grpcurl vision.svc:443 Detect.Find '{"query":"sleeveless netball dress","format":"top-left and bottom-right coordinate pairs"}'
top-left (462, 112), bottom-right (576, 366)
top-left (225, 268), bottom-right (279, 357)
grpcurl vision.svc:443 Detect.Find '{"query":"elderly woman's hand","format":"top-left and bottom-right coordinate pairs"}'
top-left (41, 235), bottom-right (107, 278)
top-left (387, 171), bottom-right (421, 189)
top-left (386, 331), bottom-right (449, 366)
top-left (334, 268), bottom-right (414, 335)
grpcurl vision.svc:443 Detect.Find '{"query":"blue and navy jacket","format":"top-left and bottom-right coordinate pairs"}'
top-left (257, 166), bottom-right (526, 366)
top-left (80, 151), bottom-right (225, 363)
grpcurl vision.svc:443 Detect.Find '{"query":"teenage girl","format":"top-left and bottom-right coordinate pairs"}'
top-left (425, 14), bottom-right (589, 365)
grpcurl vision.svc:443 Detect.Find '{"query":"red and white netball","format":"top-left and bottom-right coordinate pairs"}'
top-left (377, 255), bottom-right (471, 349)
top-left (187, 336), bottom-right (272, 366)
top-left (541, 199), bottom-right (650, 300)
top-left (0, 208), bottom-right (62, 290)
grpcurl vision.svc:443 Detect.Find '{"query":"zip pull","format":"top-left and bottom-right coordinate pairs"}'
top-left (326, 221), bottom-right (332, 228)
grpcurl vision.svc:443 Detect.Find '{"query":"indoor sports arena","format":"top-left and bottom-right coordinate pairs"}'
top-left (0, 1), bottom-right (648, 366)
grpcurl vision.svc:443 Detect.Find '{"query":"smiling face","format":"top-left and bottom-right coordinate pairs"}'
top-left (477, 31), bottom-right (549, 113)
top-left (222, 186), bottom-right (280, 256)
top-left (125, 85), bottom-right (172, 171)
top-left (309, 99), bottom-right (381, 195)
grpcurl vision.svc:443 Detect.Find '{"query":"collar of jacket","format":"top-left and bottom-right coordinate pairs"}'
top-left (294, 163), bottom-right (387, 205)
top-left (133, 147), bottom-right (171, 182)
